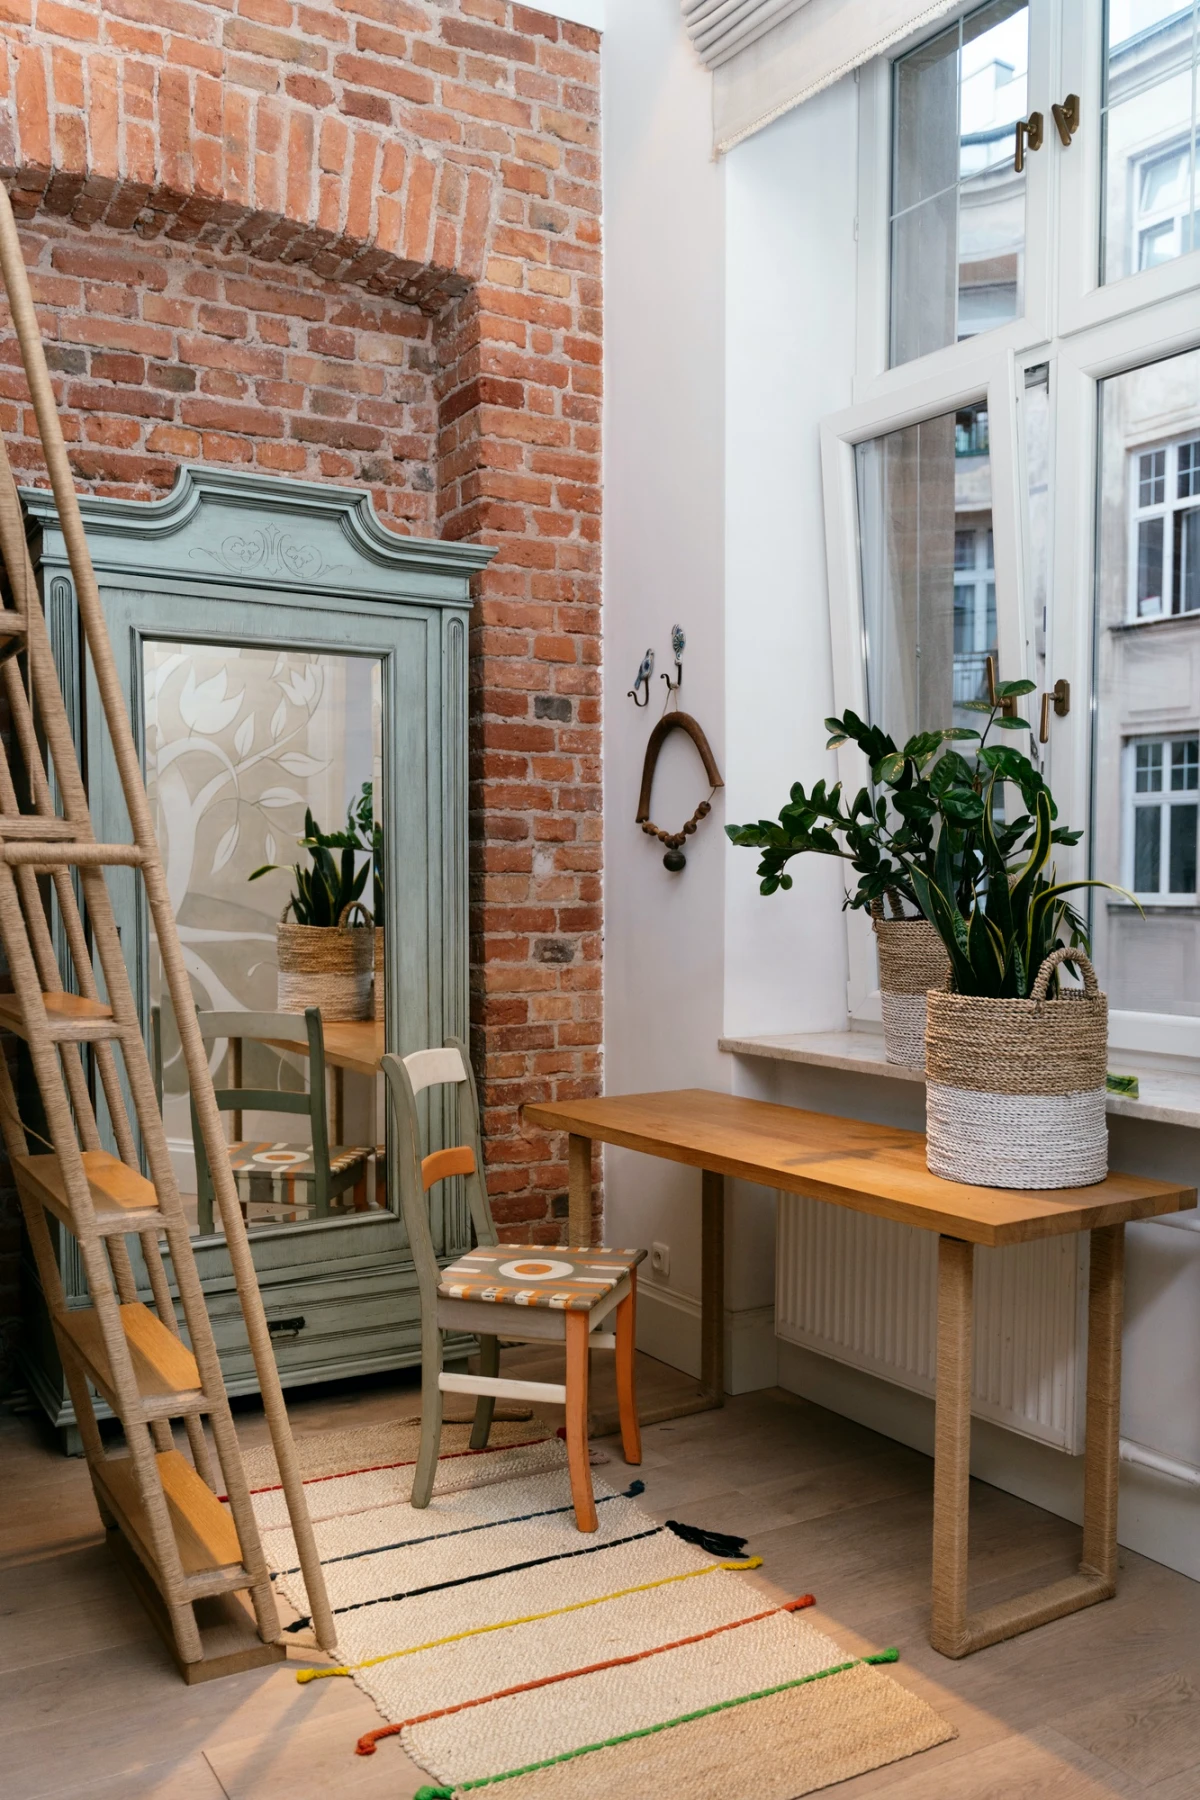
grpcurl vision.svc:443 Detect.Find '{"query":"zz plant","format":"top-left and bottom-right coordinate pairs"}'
top-left (726, 685), bottom-right (1125, 1000)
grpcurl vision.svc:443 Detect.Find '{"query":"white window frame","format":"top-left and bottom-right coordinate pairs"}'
top-left (1057, 0), bottom-right (1200, 337)
top-left (823, 0), bottom-right (1200, 1051)
top-left (852, 0), bottom-right (1055, 410)
top-left (1124, 733), bottom-right (1200, 902)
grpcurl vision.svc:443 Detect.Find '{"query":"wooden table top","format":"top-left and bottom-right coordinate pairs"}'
top-left (264, 1019), bottom-right (384, 1078)
top-left (522, 1088), bottom-right (1195, 1248)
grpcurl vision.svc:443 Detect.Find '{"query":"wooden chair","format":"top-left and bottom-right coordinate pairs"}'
top-left (193, 1009), bottom-right (372, 1233)
top-left (381, 1038), bottom-right (644, 1531)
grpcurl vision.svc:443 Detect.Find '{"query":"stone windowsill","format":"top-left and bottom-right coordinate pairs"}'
top-left (717, 1028), bottom-right (1200, 1130)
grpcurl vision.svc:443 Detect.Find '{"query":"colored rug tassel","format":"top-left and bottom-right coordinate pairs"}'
top-left (664, 1519), bottom-right (748, 1559)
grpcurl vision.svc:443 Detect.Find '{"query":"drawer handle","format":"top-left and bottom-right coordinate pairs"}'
top-left (268, 1315), bottom-right (306, 1338)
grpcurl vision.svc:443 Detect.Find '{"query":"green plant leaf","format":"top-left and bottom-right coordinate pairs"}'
top-left (995, 678), bottom-right (1037, 698)
top-left (874, 752), bottom-right (906, 784)
top-left (995, 715), bottom-right (1032, 730)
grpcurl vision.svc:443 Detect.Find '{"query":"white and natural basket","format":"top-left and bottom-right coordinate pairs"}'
top-left (373, 925), bottom-right (385, 1023)
top-left (276, 900), bottom-right (372, 1021)
top-left (872, 890), bottom-right (951, 1070)
top-left (925, 946), bottom-right (1108, 1190)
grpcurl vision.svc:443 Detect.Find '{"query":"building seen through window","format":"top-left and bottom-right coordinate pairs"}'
top-left (1102, 1), bottom-right (1200, 284)
top-left (1094, 347), bottom-right (1200, 1013)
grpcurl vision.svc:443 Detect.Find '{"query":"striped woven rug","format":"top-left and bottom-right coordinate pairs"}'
top-left (257, 1449), bottom-right (953, 1799)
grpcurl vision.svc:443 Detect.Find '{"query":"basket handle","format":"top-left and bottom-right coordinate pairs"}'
top-left (870, 887), bottom-right (906, 922)
top-left (339, 901), bottom-right (371, 929)
top-left (1030, 945), bottom-right (1099, 1002)
top-left (280, 899), bottom-right (294, 925)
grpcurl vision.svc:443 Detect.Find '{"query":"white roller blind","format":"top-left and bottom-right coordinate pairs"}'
top-left (684, 0), bottom-right (965, 154)
top-left (681, 0), bottom-right (809, 67)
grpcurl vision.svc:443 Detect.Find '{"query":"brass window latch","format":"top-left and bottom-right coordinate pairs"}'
top-left (1014, 111), bottom-right (1044, 173)
top-left (1039, 679), bottom-right (1071, 743)
top-left (1052, 94), bottom-right (1080, 145)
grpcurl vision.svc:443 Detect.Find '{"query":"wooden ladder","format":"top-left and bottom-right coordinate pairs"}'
top-left (0, 182), bottom-right (336, 1680)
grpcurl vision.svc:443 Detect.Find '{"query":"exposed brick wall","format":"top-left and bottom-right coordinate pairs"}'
top-left (0, 0), bottom-right (602, 1382)
top-left (10, 220), bottom-right (439, 523)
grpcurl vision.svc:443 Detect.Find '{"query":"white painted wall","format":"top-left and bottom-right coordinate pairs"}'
top-left (601, 0), bottom-right (730, 1368)
top-left (601, 8), bottom-right (1200, 1580)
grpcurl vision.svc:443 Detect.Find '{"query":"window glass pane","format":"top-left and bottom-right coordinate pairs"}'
top-left (858, 399), bottom-right (995, 736)
top-left (1177, 506), bottom-right (1200, 611)
top-left (1134, 802), bottom-right (1162, 890)
top-left (1136, 740), bottom-right (1164, 789)
top-left (1180, 438), bottom-right (1200, 496)
top-left (1094, 348), bottom-right (1200, 1014)
top-left (891, 0), bottom-right (1027, 366)
top-left (1137, 516), bottom-right (1165, 614)
top-left (1140, 448), bottom-right (1166, 504)
top-left (1171, 802), bottom-right (1198, 891)
top-left (1101, 1), bottom-right (1199, 286)
top-left (1171, 738), bottom-right (1199, 787)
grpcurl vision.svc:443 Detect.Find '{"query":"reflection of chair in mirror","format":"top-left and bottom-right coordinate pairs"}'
top-left (193, 1008), bottom-right (372, 1232)
top-left (382, 1038), bottom-right (644, 1533)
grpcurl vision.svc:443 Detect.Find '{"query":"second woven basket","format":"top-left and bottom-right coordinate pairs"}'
top-left (872, 892), bottom-right (950, 1070)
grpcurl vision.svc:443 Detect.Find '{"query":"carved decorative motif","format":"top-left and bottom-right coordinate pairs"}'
top-left (191, 524), bottom-right (351, 583)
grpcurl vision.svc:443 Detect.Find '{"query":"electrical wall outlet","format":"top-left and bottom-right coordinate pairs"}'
top-left (650, 1241), bottom-right (670, 1278)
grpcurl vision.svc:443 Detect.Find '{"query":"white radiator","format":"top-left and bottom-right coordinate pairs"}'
top-left (776, 1195), bottom-right (1088, 1452)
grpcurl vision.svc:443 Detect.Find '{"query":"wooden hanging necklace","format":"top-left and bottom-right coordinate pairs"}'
top-left (636, 706), bottom-right (724, 873)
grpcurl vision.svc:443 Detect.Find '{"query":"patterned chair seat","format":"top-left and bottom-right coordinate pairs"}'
top-left (439, 1242), bottom-right (647, 1313)
top-left (229, 1140), bottom-right (372, 1219)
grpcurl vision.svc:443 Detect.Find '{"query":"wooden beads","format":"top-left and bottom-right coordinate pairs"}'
top-left (640, 797), bottom-right (711, 851)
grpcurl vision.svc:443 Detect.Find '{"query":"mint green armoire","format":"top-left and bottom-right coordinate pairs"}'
top-left (18, 466), bottom-right (491, 1448)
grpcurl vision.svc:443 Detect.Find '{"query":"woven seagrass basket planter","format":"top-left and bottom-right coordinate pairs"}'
top-left (275, 901), bottom-right (372, 1021)
top-left (872, 892), bottom-right (951, 1070)
top-left (373, 926), bottom-right (384, 1023)
top-left (924, 947), bottom-right (1108, 1190)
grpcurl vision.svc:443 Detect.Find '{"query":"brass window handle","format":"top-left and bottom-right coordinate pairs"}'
top-left (1039, 679), bottom-right (1071, 743)
top-left (1014, 111), bottom-right (1044, 174)
top-left (1052, 94), bottom-right (1080, 146)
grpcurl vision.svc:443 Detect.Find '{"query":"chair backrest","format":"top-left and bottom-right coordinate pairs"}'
top-left (192, 1007), bottom-right (334, 1213)
top-left (380, 1035), bottom-right (493, 1311)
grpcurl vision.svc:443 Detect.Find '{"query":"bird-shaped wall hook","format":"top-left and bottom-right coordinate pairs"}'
top-left (661, 624), bottom-right (686, 704)
top-left (628, 647), bottom-right (654, 707)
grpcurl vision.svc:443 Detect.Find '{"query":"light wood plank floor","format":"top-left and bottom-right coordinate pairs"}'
top-left (4, 1355), bottom-right (1200, 1800)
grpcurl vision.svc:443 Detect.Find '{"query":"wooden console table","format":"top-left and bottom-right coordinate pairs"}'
top-left (522, 1088), bottom-right (1194, 1657)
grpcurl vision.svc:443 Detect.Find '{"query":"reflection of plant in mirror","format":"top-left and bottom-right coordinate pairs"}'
top-left (293, 781), bottom-right (382, 921)
top-left (248, 803), bottom-right (369, 926)
top-left (726, 688), bottom-right (1136, 1000)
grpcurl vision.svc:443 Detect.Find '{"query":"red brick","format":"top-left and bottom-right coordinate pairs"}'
top-left (223, 17), bottom-right (328, 69)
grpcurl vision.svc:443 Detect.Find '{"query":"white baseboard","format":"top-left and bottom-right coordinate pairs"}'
top-left (636, 1282), bottom-right (778, 1395)
top-left (778, 1339), bottom-right (1200, 1584)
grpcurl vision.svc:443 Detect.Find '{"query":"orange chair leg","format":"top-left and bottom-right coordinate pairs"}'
top-left (565, 1309), bottom-right (598, 1532)
top-left (615, 1277), bottom-right (641, 1467)
top-left (352, 1168), bottom-right (368, 1211)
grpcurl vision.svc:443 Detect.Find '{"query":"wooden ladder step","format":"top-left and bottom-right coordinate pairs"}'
top-left (0, 814), bottom-right (77, 840)
top-left (13, 1147), bottom-right (164, 1235)
top-left (0, 990), bottom-right (120, 1042)
top-left (57, 1300), bottom-right (204, 1421)
top-left (0, 841), bottom-right (143, 868)
top-left (94, 1448), bottom-right (249, 1594)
